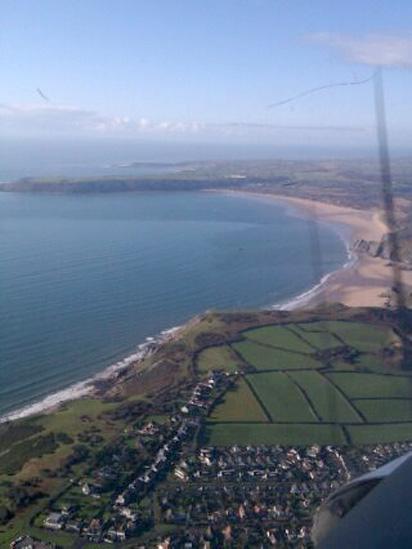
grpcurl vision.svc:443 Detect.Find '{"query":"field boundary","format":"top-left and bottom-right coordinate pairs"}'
top-left (318, 371), bottom-right (366, 423)
top-left (283, 371), bottom-right (321, 422)
top-left (243, 375), bottom-right (273, 422)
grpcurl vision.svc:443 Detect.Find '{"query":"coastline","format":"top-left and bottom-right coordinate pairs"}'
top-left (0, 326), bottom-right (182, 424)
top-left (271, 194), bottom-right (410, 309)
top-left (220, 190), bottom-right (410, 310)
top-left (2, 189), bottom-right (408, 424)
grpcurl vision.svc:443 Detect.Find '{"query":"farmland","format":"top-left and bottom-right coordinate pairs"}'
top-left (209, 378), bottom-right (268, 422)
top-left (327, 372), bottom-right (412, 399)
top-left (202, 319), bottom-right (412, 446)
top-left (288, 370), bottom-right (362, 423)
top-left (247, 372), bottom-right (316, 422)
top-left (232, 341), bottom-right (320, 370)
top-left (205, 422), bottom-right (346, 446)
top-left (197, 344), bottom-right (240, 373)
top-left (244, 325), bottom-right (314, 353)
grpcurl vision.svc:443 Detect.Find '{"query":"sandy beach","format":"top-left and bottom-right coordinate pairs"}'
top-left (262, 194), bottom-right (412, 309)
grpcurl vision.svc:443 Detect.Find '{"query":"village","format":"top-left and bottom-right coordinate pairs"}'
top-left (11, 356), bottom-right (412, 549)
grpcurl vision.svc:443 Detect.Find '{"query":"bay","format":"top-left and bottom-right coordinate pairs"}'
top-left (0, 191), bottom-right (347, 417)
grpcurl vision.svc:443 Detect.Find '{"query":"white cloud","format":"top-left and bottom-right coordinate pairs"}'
top-left (310, 32), bottom-right (412, 68)
top-left (0, 102), bottom-right (365, 139)
top-left (0, 103), bottom-right (206, 136)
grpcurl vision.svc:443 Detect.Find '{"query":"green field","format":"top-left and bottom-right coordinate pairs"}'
top-left (316, 321), bottom-right (396, 353)
top-left (244, 325), bottom-right (314, 352)
top-left (0, 433), bottom-right (58, 475)
top-left (205, 422), bottom-right (346, 446)
top-left (348, 423), bottom-right (412, 444)
top-left (233, 341), bottom-right (320, 370)
top-left (0, 398), bottom-right (118, 482)
top-left (351, 353), bottom-right (387, 371)
top-left (198, 345), bottom-right (240, 373)
top-left (247, 372), bottom-right (316, 422)
top-left (0, 421), bottom-right (44, 454)
top-left (327, 372), bottom-right (412, 399)
top-left (294, 323), bottom-right (343, 349)
top-left (209, 378), bottom-right (268, 422)
top-left (204, 319), bottom-right (412, 446)
top-left (288, 370), bottom-right (362, 423)
top-left (354, 399), bottom-right (412, 422)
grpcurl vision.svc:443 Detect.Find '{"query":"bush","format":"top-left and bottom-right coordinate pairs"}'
top-left (0, 504), bottom-right (13, 524)
top-left (55, 432), bottom-right (74, 444)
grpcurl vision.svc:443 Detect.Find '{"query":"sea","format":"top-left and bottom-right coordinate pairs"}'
top-left (0, 140), bottom-right (349, 420)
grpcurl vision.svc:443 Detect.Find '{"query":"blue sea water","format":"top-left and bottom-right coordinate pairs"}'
top-left (0, 190), bottom-right (347, 418)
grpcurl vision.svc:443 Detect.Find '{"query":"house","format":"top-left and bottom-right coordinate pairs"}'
top-left (10, 536), bottom-right (55, 549)
top-left (65, 520), bottom-right (82, 533)
top-left (138, 422), bottom-right (159, 436)
top-left (44, 512), bottom-right (64, 530)
top-left (174, 466), bottom-right (189, 481)
top-left (81, 482), bottom-right (101, 498)
top-left (120, 506), bottom-right (137, 521)
top-left (81, 482), bottom-right (91, 495)
top-left (116, 492), bottom-right (127, 506)
top-left (106, 527), bottom-right (127, 543)
top-left (85, 518), bottom-right (103, 542)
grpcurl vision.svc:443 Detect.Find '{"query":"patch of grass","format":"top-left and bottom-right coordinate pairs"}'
top-left (37, 398), bottom-right (115, 437)
top-left (26, 526), bottom-right (76, 547)
top-left (289, 371), bottom-right (362, 423)
top-left (244, 325), bottom-right (313, 353)
top-left (348, 423), bottom-right (412, 444)
top-left (145, 415), bottom-right (169, 425)
top-left (233, 341), bottom-right (319, 371)
top-left (0, 434), bottom-right (58, 475)
top-left (331, 354), bottom-right (385, 373)
top-left (318, 321), bottom-right (395, 353)
top-left (204, 422), bottom-right (346, 446)
top-left (354, 399), bottom-right (412, 422)
top-left (353, 354), bottom-right (388, 371)
top-left (209, 378), bottom-right (267, 422)
top-left (0, 398), bottom-right (121, 483)
top-left (0, 422), bottom-right (44, 454)
top-left (197, 345), bottom-right (240, 373)
top-left (294, 323), bottom-right (343, 350)
top-left (327, 372), bottom-right (412, 399)
top-left (329, 360), bottom-right (359, 372)
top-left (247, 372), bottom-right (316, 422)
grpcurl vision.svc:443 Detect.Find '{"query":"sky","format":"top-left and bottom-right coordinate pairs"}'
top-left (1, 0), bottom-right (412, 152)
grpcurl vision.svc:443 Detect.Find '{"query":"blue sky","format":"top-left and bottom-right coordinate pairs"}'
top-left (2, 0), bottom-right (412, 150)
